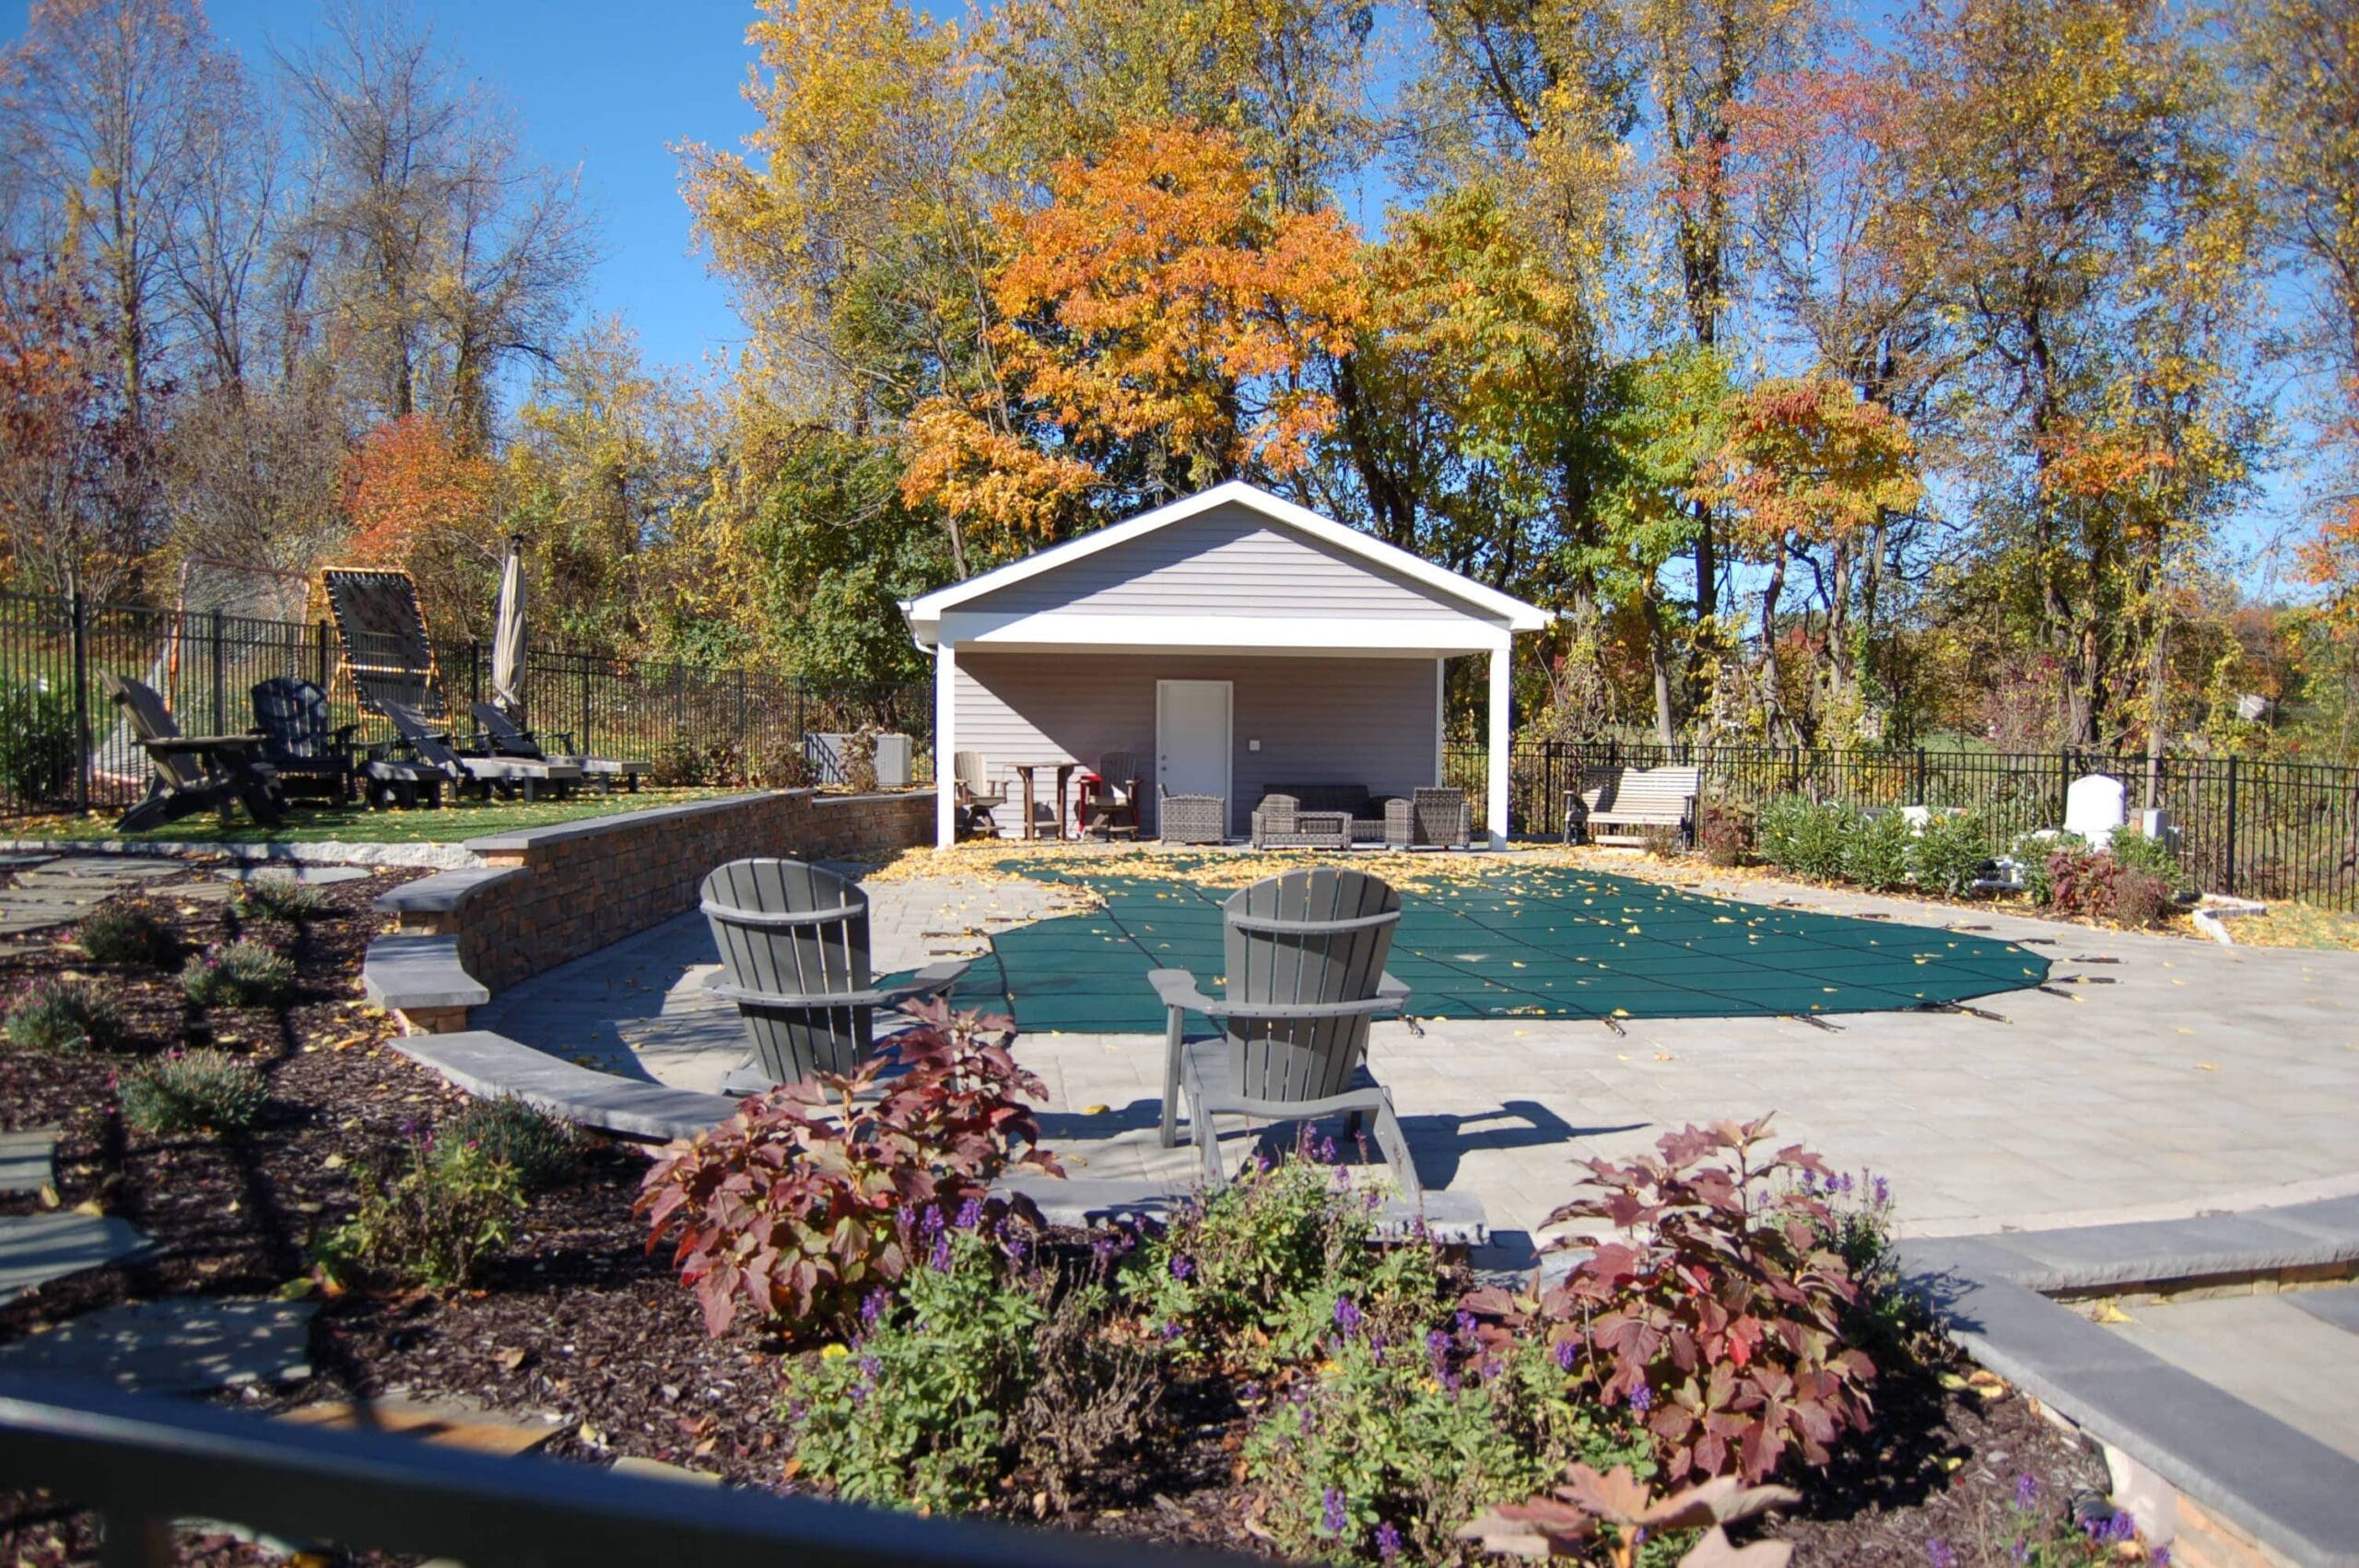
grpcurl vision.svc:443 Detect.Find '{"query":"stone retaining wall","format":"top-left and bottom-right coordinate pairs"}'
top-left (374, 790), bottom-right (934, 1024)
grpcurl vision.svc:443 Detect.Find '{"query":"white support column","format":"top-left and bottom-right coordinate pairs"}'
top-left (1486, 638), bottom-right (1511, 849)
top-left (934, 641), bottom-right (957, 848)
top-left (1434, 657), bottom-right (1446, 784)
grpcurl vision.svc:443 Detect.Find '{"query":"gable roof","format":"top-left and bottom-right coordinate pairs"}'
top-left (901, 481), bottom-right (1554, 641)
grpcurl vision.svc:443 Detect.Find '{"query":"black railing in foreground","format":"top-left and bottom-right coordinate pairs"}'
top-left (1444, 738), bottom-right (2359, 913)
top-left (0, 1375), bottom-right (1250, 1568)
top-left (0, 589), bottom-right (932, 820)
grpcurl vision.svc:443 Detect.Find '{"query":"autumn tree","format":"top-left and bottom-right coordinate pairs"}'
top-left (902, 122), bottom-right (1367, 546)
top-left (0, 257), bottom-right (161, 599)
top-left (341, 412), bottom-right (499, 634)
top-left (1702, 376), bottom-right (1922, 741)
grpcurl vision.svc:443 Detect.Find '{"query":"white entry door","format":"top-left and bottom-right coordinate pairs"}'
top-left (1156, 679), bottom-right (1232, 826)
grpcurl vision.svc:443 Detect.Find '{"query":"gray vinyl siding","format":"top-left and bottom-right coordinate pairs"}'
top-left (959, 501), bottom-right (1485, 624)
top-left (954, 651), bottom-right (1442, 837)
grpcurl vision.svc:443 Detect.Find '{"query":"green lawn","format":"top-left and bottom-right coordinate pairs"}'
top-left (6, 786), bottom-right (750, 846)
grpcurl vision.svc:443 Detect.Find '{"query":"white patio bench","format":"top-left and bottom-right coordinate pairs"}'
top-left (1565, 765), bottom-right (1701, 848)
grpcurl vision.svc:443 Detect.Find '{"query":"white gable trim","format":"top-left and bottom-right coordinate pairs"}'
top-left (901, 480), bottom-right (1552, 640)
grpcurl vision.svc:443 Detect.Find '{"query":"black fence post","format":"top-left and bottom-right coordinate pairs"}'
top-left (2224, 754), bottom-right (2240, 895)
top-left (209, 607), bottom-right (227, 734)
top-left (734, 668), bottom-right (747, 751)
top-left (316, 621), bottom-right (332, 694)
top-left (580, 658), bottom-right (593, 757)
top-left (1914, 747), bottom-right (1928, 805)
top-left (469, 640), bottom-right (482, 712)
top-left (69, 581), bottom-right (89, 815)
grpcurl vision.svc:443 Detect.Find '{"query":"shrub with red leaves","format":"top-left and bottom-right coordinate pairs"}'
top-left (636, 1001), bottom-right (1061, 1339)
top-left (1463, 1117), bottom-right (1874, 1485)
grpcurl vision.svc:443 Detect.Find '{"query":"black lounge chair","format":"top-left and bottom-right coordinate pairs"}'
top-left (369, 686), bottom-right (581, 802)
top-left (470, 703), bottom-right (649, 793)
top-left (700, 858), bottom-right (970, 1091)
top-left (1149, 867), bottom-right (1418, 1193)
top-left (249, 678), bottom-right (359, 802)
top-left (103, 673), bottom-right (287, 833)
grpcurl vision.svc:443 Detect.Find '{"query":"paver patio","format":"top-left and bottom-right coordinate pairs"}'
top-left (477, 856), bottom-right (2359, 1264)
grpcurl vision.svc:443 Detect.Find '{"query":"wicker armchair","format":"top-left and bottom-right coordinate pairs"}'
top-left (1387, 786), bottom-right (1473, 849)
top-left (1158, 785), bottom-right (1226, 845)
top-left (1250, 792), bottom-right (1352, 850)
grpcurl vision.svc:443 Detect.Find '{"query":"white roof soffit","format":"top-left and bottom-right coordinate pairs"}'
top-left (899, 480), bottom-right (1554, 643)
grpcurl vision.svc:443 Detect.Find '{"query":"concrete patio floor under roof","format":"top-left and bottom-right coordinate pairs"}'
top-left (476, 848), bottom-right (2359, 1266)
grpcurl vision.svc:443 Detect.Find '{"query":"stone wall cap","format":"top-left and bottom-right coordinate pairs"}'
top-left (361, 932), bottom-right (490, 1011)
top-left (374, 865), bottom-right (529, 916)
top-left (461, 790), bottom-right (810, 854)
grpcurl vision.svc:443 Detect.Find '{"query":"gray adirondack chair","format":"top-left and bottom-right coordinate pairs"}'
top-left (1148, 868), bottom-right (1418, 1193)
top-left (103, 673), bottom-right (288, 833)
top-left (700, 859), bottom-right (971, 1089)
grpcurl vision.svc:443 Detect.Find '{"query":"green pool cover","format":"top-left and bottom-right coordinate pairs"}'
top-left (931, 860), bottom-right (2048, 1034)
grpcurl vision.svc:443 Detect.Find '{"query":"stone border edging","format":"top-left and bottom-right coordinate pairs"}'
top-left (0, 836), bottom-right (481, 869)
top-left (390, 1029), bottom-right (735, 1143)
top-left (1899, 1199), bottom-right (2359, 1566)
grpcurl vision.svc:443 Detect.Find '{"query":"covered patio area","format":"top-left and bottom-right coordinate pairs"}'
top-left (902, 481), bottom-right (1554, 847)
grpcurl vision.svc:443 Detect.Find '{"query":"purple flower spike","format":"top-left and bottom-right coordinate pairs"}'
top-left (929, 1232), bottom-right (952, 1270)
top-left (1332, 1295), bottom-right (1362, 1336)
top-left (1317, 1135), bottom-right (1338, 1164)
top-left (1454, 1309), bottom-right (1477, 1341)
top-left (1169, 1253), bottom-right (1194, 1281)
top-left (1555, 1339), bottom-right (1577, 1372)
top-left (1872, 1174), bottom-right (1892, 1205)
top-left (1628, 1383), bottom-right (1654, 1415)
top-left (1927, 1539), bottom-right (1957, 1568)
top-left (860, 1288), bottom-right (886, 1326)
top-left (1320, 1488), bottom-right (1347, 1535)
top-left (1157, 1321), bottom-right (1182, 1343)
top-left (954, 1195), bottom-right (983, 1230)
top-left (2013, 1473), bottom-right (2037, 1510)
top-left (1376, 1520), bottom-right (1402, 1562)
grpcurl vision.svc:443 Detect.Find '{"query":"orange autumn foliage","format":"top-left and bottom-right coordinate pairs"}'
top-left (341, 415), bottom-right (498, 568)
top-left (903, 121), bottom-right (1367, 542)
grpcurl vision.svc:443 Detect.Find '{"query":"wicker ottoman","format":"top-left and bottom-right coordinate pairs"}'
top-left (1159, 791), bottom-right (1226, 845)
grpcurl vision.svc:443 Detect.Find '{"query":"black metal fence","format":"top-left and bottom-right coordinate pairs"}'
top-left (1446, 737), bottom-right (2359, 911)
top-left (0, 590), bottom-right (933, 819)
top-left (0, 1374), bottom-right (1240, 1567)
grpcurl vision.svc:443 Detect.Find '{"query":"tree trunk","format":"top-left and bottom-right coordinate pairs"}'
top-left (1646, 593), bottom-right (1678, 743)
top-left (1759, 540), bottom-right (1790, 744)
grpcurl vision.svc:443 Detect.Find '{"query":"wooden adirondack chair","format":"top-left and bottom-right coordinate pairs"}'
top-left (249, 678), bottom-right (358, 802)
top-left (1148, 868), bottom-right (1418, 1192)
top-left (700, 859), bottom-right (971, 1089)
top-left (471, 703), bottom-right (650, 793)
top-left (103, 673), bottom-right (288, 833)
top-left (952, 751), bottom-right (1005, 838)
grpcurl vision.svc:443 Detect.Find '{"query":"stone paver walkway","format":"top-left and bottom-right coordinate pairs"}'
top-left (2103, 1292), bottom-right (2359, 1466)
top-left (0, 853), bottom-right (182, 936)
top-left (0, 1130), bottom-right (58, 1196)
top-left (0, 1297), bottom-right (316, 1394)
top-left (0, 1211), bottom-right (155, 1300)
top-left (482, 859), bottom-right (2359, 1262)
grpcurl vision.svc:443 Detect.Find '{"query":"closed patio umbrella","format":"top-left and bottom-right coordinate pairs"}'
top-left (491, 535), bottom-right (525, 714)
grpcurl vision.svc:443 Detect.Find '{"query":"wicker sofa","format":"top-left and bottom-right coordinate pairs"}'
top-left (1255, 784), bottom-right (1399, 847)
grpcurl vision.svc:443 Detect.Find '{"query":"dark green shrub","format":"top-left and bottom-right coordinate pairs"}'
top-left (181, 940), bottom-right (296, 1007)
top-left (316, 1139), bottom-right (523, 1291)
top-left (1242, 1331), bottom-right (1649, 1565)
top-left (1907, 809), bottom-right (1993, 897)
top-left (436, 1096), bottom-right (581, 1194)
top-left (753, 731), bottom-right (816, 789)
top-left (1126, 1138), bottom-right (1449, 1372)
top-left (0, 674), bottom-right (76, 806)
top-left (1696, 804), bottom-right (1751, 868)
top-left (232, 876), bottom-right (327, 923)
top-left (120, 1048), bottom-right (266, 1133)
top-left (2106, 827), bottom-right (2182, 892)
top-left (5, 977), bottom-right (123, 1052)
top-left (75, 899), bottom-right (183, 966)
top-left (1756, 795), bottom-right (1853, 881)
top-left (791, 1222), bottom-right (1165, 1516)
top-left (1841, 809), bottom-right (1913, 892)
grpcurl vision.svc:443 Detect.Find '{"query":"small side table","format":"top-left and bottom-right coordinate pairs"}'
top-left (1295, 810), bottom-right (1353, 851)
top-left (1012, 762), bottom-right (1076, 840)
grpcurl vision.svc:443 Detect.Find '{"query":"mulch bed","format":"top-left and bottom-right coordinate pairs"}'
top-left (0, 858), bottom-right (2111, 1565)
